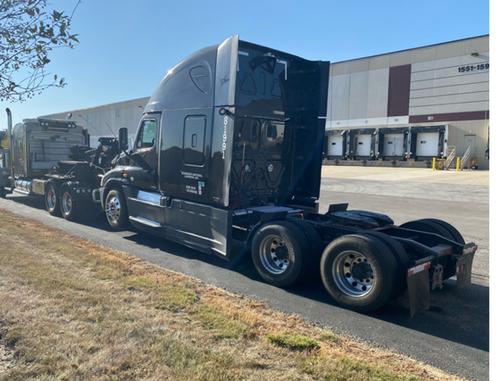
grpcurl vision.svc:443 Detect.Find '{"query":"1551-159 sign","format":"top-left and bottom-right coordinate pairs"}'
top-left (458, 63), bottom-right (489, 73)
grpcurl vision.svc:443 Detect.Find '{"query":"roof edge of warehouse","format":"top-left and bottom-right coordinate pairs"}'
top-left (41, 96), bottom-right (150, 118)
top-left (332, 34), bottom-right (489, 65)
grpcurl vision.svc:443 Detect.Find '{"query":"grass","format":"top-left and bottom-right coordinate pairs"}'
top-left (267, 334), bottom-right (320, 351)
top-left (0, 209), bottom-right (461, 381)
top-left (194, 305), bottom-right (249, 339)
top-left (124, 275), bottom-right (198, 312)
top-left (300, 356), bottom-right (420, 381)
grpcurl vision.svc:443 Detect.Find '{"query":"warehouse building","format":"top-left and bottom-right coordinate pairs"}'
top-left (325, 34), bottom-right (489, 169)
top-left (43, 34), bottom-right (489, 168)
top-left (43, 97), bottom-right (149, 148)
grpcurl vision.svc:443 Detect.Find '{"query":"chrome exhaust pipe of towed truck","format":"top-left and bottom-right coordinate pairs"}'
top-left (6, 108), bottom-right (12, 140)
top-left (5, 108), bottom-right (14, 189)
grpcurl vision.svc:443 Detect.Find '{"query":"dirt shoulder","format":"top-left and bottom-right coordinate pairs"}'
top-left (0, 209), bottom-right (462, 381)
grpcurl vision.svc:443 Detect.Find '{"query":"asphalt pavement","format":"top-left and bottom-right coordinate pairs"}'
top-left (0, 167), bottom-right (489, 380)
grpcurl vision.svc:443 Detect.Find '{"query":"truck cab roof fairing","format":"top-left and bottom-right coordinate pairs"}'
top-left (144, 45), bottom-right (218, 113)
top-left (145, 35), bottom-right (240, 114)
top-left (145, 35), bottom-right (327, 114)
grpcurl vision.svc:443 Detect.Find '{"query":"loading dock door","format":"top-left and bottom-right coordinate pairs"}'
top-left (416, 132), bottom-right (439, 157)
top-left (327, 135), bottom-right (344, 156)
top-left (383, 133), bottom-right (404, 156)
top-left (356, 134), bottom-right (372, 157)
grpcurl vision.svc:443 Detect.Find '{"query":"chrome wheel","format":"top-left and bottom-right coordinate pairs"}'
top-left (332, 250), bottom-right (375, 297)
top-left (61, 191), bottom-right (73, 215)
top-left (46, 186), bottom-right (57, 211)
top-left (258, 234), bottom-right (290, 275)
top-left (106, 195), bottom-right (121, 225)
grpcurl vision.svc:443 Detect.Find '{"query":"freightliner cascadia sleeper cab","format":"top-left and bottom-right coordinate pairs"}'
top-left (98, 36), bottom-right (476, 314)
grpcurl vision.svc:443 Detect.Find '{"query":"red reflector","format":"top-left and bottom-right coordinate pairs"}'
top-left (407, 262), bottom-right (431, 277)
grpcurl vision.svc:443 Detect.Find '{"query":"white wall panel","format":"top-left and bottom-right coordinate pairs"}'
top-left (330, 74), bottom-right (351, 120)
top-left (411, 82), bottom-right (488, 98)
top-left (409, 101), bottom-right (489, 116)
top-left (329, 68), bottom-right (389, 123)
top-left (43, 97), bottom-right (149, 147)
top-left (411, 53), bottom-right (488, 73)
top-left (409, 52), bottom-right (489, 116)
top-left (410, 72), bottom-right (489, 89)
top-left (326, 116), bottom-right (409, 130)
top-left (326, 66), bottom-right (335, 125)
top-left (411, 65), bottom-right (489, 82)
top-left (366, 68), bottom-right (389, 118)
top-left (348, 71), bottom-right (369, 119)
top-left (410, 91), bottom-right (489, 107)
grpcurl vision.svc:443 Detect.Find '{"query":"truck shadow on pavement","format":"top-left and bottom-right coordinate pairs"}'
top-left (6, 194), bottom-right (489, 353)
top-left (122, 229), bottom-right (489, 353)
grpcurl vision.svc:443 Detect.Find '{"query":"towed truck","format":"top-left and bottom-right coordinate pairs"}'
top-left (94, 36), bottom-right (476, 314)
top-left (0, 130), bottom-right (9, 198)
top-left (1, 110), bottom-right (122, 220)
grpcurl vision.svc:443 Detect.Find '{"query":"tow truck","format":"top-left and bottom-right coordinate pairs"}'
top-left (1, 110), bottom-right (121, 221)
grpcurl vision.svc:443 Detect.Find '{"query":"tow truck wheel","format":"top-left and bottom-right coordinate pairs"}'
top-left (60, 184), bottom-right (81, 221)
top-left (45, 182), bottom-right (61, 216)
top-left (251, 221), bottom-right (308, 288)
top-left (320, 234), bottom-right (398, 312)
top-left (104, 188), bottom-right (128, 230)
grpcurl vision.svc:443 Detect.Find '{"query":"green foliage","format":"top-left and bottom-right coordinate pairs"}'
top-left (0, 0), bottom-right (80, 101)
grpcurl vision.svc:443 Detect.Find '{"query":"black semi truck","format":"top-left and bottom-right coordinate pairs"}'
top-left (95, 36), bottom-right (476, 314)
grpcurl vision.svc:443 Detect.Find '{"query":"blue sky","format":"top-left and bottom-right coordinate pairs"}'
top-left (0, 0), bottom-right (489, 128)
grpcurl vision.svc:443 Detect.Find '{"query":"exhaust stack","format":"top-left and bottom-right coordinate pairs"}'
top-left (5, 108), bottom-right (13, 187)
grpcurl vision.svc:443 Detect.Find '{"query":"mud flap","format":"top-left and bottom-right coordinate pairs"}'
top-left (456, 243), bottom-right (477, 288)
top-left (407, 261), bottom-right (431, 317)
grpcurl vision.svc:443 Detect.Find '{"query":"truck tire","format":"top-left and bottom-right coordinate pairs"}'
top-left (320, 234), bottom-right (398, 312)
top-left (418, 218), bottom-right (465, 244)
top-left (60, 184), bottom-right (80, 221)
top-left (251, 220), bottom-right (309, 288)
top-left (361, 231), bottom-right (410, 296)
top-left (104, 188), bottom-right (128, 230)
top-left (400, 218), bottom-right (463, 279)
top-left (45, 182), bottom-right (61, 216)
top-left (400, 219), bottom-right (450, 239)
top-left (288, 218), bottom-right (323, 279)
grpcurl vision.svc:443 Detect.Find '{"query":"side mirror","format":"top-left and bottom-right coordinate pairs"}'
top-left (118, 127), bottom-right (128, 151)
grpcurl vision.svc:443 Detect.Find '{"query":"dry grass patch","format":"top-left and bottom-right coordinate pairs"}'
top-left (0, 209), bottom-right (462, 381)
top-left (194, 305), bottom-right (249, 339)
